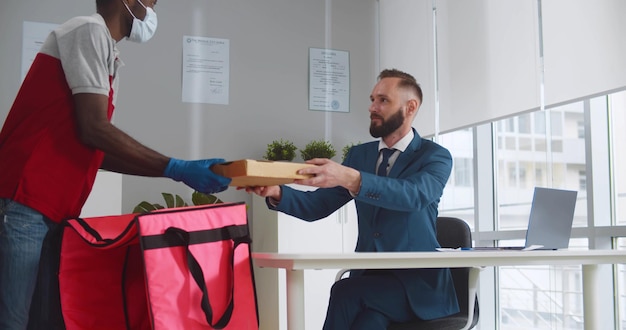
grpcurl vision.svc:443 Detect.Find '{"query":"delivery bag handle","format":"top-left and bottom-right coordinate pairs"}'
top-left (164, 226), bottom-right (250, 329)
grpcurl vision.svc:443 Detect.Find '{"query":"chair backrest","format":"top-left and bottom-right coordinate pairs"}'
top-left (436, 217), bottom-right (472, 249)
top-left (436, 217), bottom-right (479, 328)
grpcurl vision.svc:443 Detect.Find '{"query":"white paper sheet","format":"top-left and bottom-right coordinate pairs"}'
top-left (182, 36), bottom-right (230, 105)
top-left (309, 47), bottom-right (350, 112)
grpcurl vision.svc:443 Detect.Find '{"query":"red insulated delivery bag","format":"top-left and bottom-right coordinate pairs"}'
top-left (34, 202), bottom-right (258, 330)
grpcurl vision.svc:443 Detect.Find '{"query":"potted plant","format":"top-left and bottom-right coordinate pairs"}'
top-left (300, 139), bottom-right (336, 161)
top-left (133, 191), bottom-right (223, 213)
top-left (263, 139), bottom-right (297, 161)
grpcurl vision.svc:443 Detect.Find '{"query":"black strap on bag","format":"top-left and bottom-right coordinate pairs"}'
top-left (153, 225), bottom-right (251, 329)
top-left (27, 223), bottom-right (66, 330)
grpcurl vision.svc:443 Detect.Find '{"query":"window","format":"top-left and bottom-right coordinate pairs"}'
top-left (551, 112), bottom-right (564, 136)
top-left (508, 162), bottom-right (517, 188)
top-left (519, 113), bottom-right (531, 134)
top-left (454, 157), bottom-right (473, 187)
top-left (579, 170), bottom-right (586, 191)
top-left (519, 137), bottom-right (532, 151)
top-left (494, 102), bottom-right (589, 327)
top-left (519, 164), bottom-right (527, 189)
top-left (438, 128), bottom-right (475, 229)
top-left (577, 120), bottom-right (585, 139)
top-left (616, 238), bottom-right (626, 328)
top-left (505, 137), bottom-right (516, 150)
top-left (535, 166), bottom-right (545, 187)
top-left (506, 118), bottom-right (516, 133)
top-left (535, 139), bottom-right (547, 152)
top-left (438, 90), bottom-right (626, 328)
top-left (535, 112), bottom-right (546, 134)
top-left (611, 91), bottom-right (626, 226)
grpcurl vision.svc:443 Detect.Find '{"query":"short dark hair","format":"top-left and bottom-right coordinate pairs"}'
top-left (378, 69), bottom-right (423, 104)
top-left (96, 0), bottom-right (109, 7)
top-left (96, 0), bottom-right (114, 7)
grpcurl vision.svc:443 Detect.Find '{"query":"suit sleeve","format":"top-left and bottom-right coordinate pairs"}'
top-left (269, 185), bottom-right (353, 222)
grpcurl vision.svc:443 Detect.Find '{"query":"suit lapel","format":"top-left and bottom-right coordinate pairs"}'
top-left (366, 142), bottom-right (381, 174)
top-left (388, 129), bottom-right (422, 178)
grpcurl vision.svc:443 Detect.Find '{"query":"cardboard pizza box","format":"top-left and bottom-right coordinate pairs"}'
top-left (211, 159), bottom-right (315, 187)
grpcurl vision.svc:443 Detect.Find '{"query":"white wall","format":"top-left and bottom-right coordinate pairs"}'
top-left (0, 0), bottom-right (378, 213)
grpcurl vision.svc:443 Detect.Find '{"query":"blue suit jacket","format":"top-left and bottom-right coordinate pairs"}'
top-left (271, 129), bottom-right (459, 320)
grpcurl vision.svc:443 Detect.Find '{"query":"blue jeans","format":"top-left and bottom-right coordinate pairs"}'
top-left (0, 199), bottom-right (55, 330)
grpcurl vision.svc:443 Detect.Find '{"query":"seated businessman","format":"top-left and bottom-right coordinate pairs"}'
top-left (245, 68), bottom-right (459, 329)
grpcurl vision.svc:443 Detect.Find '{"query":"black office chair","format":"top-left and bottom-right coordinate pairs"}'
top-left (389, 217), bottom-right (480, 330)
top-left (335, 216), bottom-right (480, 330)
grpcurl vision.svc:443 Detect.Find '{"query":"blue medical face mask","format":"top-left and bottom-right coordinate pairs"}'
top-left (123, 0), bottom-right (158, 43)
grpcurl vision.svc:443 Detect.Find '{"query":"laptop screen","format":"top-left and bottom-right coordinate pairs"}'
top-left (524, 187), bottom-right (578, 250)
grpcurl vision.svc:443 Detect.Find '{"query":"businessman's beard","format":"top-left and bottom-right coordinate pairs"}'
top-left (370, 108), bottom-right (404, 138)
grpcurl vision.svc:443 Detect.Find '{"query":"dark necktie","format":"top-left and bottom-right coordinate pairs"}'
top-left (377, 148), bottom-right (395, 176)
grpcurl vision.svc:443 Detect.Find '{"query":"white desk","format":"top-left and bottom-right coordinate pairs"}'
top-left (252, 250), bottom-right (626, 330)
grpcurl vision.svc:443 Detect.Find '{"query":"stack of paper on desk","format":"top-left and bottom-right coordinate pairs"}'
top-left (211, 159), bottom-right (315, 187)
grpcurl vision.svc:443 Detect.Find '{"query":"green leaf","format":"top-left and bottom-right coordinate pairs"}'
top-left (152, 203), bottom-right (165, 210)
top-left (192, 191), bottom-right (223, 205)
top-left (133, 201), bottom-right (159, 213)
top-left (162, 193), bottom-right (175, 208)
top-left (174, 194), bottom-right (187, 207)
top-left (132, 191), bottom-right (222, 214)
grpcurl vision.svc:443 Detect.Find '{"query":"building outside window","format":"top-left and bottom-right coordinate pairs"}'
top-left (578, 170), bottom-right (586, 191)
top-left (438, 128), bottom-right (475, 229)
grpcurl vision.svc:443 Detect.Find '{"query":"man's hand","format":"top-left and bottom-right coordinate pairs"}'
top-left (242, 185), bottom-right (281, 199)
top-left (163, 158), bottom-right (231, 194)
top-left (294, 158), bottom-right (361, 193)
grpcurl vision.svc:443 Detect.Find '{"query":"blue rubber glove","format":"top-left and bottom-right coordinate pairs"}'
top-left (163, 158), bottom-right (231, 194)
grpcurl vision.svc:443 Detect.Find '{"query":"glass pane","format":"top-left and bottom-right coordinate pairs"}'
top-left (498, 238), bottom-right (587, 330)
top-left (611, 91), bottom-right (626, 225)
top-left (551, 112), bottom-right (563, 136)
top-left (535, 112), bottom-right (546, 134)
top-left (438, 128), bottom-right (475, 230)
top-left (555, 102), bottom-right (586, 228)
top-left (607, 90), bottom-right (626, 325)
top-left (616, 237), bottom-right (626, 328)
top-left (495, 111), bottom-right (547, 230)
top-left (519, 137), bottom-right (532, 151)
top-left (519, 113), bottom-right (531, 134)
top-left (506, 137), bottom-right (516, 150)
top-left (495, 104), bottom-right (589, 328)
top-left (535, 139), bottom-right (547, 152)
top-left (495, 103), bottom-right (587, 230)
top-left (499, 265), bottom-right (584, 329)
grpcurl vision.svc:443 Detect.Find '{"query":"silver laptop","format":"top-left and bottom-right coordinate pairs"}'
top-left (473, 187), bottom-right (578, 251)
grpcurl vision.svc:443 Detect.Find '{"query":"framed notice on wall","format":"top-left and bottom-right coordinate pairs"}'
top-left (182, 36), bottom-right (230, 105)
top-left (308, 47), bottom-right (350, 112)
